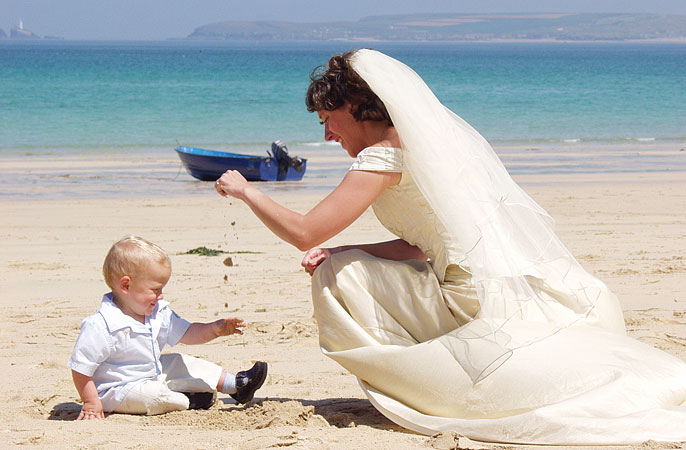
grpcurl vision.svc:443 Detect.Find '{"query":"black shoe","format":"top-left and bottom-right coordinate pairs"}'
top-left (230, 361), bottom-right (268, 404)
top-left (182, 391), bottom-right (216, 410)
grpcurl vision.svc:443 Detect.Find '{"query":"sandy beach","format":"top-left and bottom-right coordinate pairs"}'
top-left (1, 159), bottom-right (685, 449)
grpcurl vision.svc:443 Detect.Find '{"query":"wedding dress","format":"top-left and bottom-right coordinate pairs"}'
top-left (310, 50), bottom-right (686, 444)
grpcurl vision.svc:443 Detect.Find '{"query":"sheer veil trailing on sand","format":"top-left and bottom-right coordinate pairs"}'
top-left (306, 49), bottom-right (686, 444)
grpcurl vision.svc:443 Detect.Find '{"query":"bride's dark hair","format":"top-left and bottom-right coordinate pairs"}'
top-left (306, 50), bottom-right (393, 126)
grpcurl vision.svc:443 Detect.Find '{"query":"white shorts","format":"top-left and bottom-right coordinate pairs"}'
top-left (113, 353), bottom-right (223, 415)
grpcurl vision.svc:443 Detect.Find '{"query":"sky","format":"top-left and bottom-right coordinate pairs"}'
top-left (2, 0), bottom-right (686, 40)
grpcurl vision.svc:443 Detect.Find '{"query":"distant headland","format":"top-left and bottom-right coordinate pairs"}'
top-left (185, 13), bottom-right (686, 42)
top-left (3, 13), bottom-right (685, 42)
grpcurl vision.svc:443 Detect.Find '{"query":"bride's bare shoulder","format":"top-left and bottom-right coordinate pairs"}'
top-left (372, 127), bottom-right (401, 149)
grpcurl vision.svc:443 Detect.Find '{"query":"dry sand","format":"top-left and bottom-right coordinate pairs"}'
top-left (1, 170), bottom-right (685, 449)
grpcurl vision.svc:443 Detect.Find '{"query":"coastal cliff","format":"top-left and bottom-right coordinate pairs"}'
top-left (187, 13), bottom-right (686, 42)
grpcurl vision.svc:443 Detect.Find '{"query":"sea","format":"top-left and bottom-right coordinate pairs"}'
top-left (1, 40), bottom-right (685, 200)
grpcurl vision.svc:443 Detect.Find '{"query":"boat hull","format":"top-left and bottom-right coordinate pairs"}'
top-left (175, 146), bottom-right (306, 182)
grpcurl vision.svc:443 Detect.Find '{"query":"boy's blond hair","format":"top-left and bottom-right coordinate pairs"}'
top-left (103, 235), bottom-right (171, 290)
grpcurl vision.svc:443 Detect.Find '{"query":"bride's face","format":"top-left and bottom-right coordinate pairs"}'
top-left (317, 105), bottom-right (366, 157)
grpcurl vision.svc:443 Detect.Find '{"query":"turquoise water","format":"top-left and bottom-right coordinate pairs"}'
top-left (1, 40), bottom-right (685, 199)
top-left (2, 40), bottom-right (685, 152)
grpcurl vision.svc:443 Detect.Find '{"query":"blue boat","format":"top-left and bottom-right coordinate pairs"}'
top-left (175, 141), bottom-right (306, 182)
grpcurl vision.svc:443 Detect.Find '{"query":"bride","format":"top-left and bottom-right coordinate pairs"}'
top-left (215, 49), bottom-right (686, 444)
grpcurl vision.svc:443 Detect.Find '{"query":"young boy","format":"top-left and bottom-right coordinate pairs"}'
top-left (68, 235), bottom-right (268, 419)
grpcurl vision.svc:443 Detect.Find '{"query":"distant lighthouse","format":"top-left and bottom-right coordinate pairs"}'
top-left (10, 18), bottom-right (39, 39)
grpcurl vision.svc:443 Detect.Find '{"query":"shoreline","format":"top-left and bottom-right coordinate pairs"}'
top-left (2, 140), bottom-right (685, 202)
top-left (3, 135), bottom-right (684, 156)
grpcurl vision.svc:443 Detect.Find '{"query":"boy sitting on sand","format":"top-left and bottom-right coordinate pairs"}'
top-left (68, 235), bottom-right (268, 420)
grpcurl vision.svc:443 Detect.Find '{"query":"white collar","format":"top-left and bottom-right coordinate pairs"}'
top-left (98, 292), bottom-right (168, 333)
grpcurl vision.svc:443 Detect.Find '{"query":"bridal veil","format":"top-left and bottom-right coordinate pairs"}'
top-left (350, 49), bottom-right (627, 381)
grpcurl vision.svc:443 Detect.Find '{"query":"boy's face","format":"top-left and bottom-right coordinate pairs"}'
top-left (116, 261), bottom-right (171, 322)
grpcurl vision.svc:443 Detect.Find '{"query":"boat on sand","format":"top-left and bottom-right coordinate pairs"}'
top-left (175, 140), bottom-right (306, 182)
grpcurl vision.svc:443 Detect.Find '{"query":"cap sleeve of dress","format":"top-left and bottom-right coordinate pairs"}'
top-left (350, 146), bottom-right (403, 172)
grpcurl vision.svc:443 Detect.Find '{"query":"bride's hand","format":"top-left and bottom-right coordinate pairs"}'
top-left (301, 247), bottom-right (334, 276)
top-left (215, 170), bottom-right (250, 199)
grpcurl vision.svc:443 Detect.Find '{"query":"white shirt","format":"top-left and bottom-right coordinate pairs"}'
top-left (68, 293), bottom-right (191, 411)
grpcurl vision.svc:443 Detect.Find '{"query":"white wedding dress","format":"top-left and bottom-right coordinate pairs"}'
top-left (310, 50), bottom-right (686, 445)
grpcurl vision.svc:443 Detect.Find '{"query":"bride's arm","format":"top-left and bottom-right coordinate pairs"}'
top-left (216, 169), bottom-right (400, 251)
top-left (332, 239), bottom-right (425, 261)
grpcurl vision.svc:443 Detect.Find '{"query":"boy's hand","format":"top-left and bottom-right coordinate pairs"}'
top-left (212, 317), bottom-right (245, 337)
top-left (77, 399), bottom-right (104, 420)
top-left (180, 319), bottom-right (245, 344)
